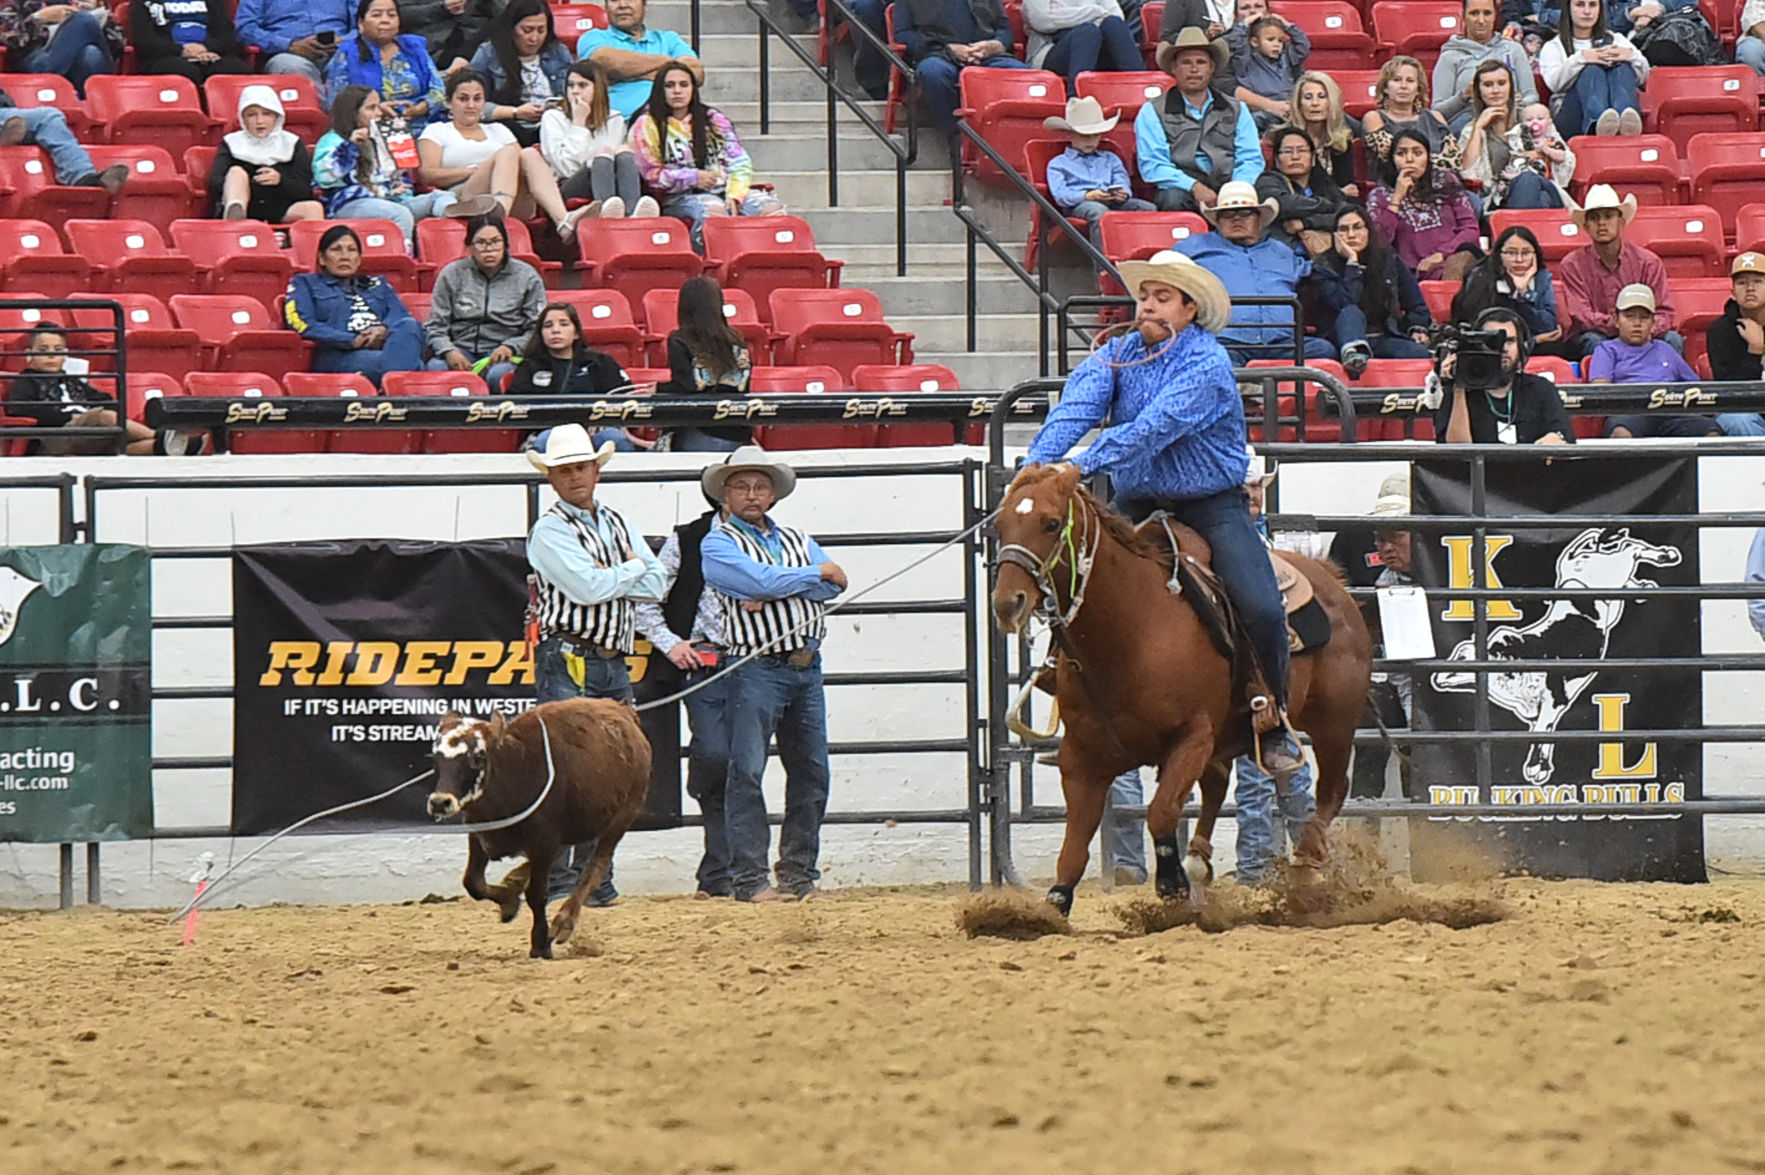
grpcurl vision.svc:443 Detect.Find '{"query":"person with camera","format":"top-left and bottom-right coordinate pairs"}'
top-left (1429, 307), bottom-right (1575, 444)
top-left (235, 0), bottom-right (352, 91)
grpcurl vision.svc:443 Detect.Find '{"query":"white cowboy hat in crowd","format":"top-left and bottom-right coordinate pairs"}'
top-left (1370, 490), bottom-right (1411, 519)
top-left (526, 423), bottom-right (615, 471)
top-left (1244, 448), bottom-right (1277, 486)
top-left (701, 444), bottom-right (798, 502)
top-left (1571, 184), bottom-right (1638, 229)
top-left (1043, 95), bottom-right (1119, 136)
top-left (1200, 180), bottom-right (1279, 230)
top-left (1155, 25), bottom-right (1229, 72)
top-left (1113, 249), bottom-right (1231, 335)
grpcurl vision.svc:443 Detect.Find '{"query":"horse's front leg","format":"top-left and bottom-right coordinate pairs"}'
top-left (1147, 720), bottom-right (1217, 902)
top-left (1184, 760), bottom-right (1230, 908)
top-left (1047, 757), bottom-right (1112, 919)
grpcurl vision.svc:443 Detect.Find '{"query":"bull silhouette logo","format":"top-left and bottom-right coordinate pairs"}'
top-left (1430, 528), bottom-right (1681, 785)
top-left (0, 565), bottom-right (43, 648)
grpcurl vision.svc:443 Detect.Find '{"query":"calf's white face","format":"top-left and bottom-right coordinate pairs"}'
top-left (428, 718), bottom-right (491, 818)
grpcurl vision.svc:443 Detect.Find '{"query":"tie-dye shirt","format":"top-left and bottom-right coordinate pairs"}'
top-left (628, 108), bottom-right (753, 201)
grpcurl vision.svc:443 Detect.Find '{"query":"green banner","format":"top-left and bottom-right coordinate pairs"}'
top-left (0, 545), bottom-right (153, 842)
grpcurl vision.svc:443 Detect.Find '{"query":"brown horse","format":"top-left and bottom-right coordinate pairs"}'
top-left (991, 464), bottom-right (1373, 916)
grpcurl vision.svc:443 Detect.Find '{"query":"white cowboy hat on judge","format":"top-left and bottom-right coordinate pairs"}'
top-left (1200, 180), bottom-right (1279, 230)
top-left (1244, 448), bottom-right (1277, 486)
top-left (1571, 184), bottom-right (1638, 229)
top-left (1113, 249), bottom-right (1231, 335)
top-left (701, 444), bottom-right (798, 502)
top-left (525, 423), bottom-right (615, 471)
top-left (1043, 95), bottom-right (1119, 136)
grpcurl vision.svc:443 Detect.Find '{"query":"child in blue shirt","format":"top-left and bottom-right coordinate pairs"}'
top-left (1042, 96), bottom-right (1153, 249)
top-left (1230, 14), bottom-right (1310, 131)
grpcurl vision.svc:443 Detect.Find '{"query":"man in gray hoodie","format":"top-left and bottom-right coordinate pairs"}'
top-left (1432, 0), bottom-right (1538, 130)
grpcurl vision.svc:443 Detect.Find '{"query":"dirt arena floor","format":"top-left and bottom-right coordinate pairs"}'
top-left (3, 866), bottom-right (1764, 1175)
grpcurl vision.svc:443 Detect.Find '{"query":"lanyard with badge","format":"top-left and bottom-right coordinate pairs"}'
top-left (1485, 390), bottom-right (1517, 445)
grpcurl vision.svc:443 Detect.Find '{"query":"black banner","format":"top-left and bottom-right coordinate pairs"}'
top-left (1409, 456), bottom-right (1705, 882)
top-left (231, 541), bottom-right (680, 836)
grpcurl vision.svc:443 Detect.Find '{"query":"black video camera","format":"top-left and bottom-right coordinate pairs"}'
top-left (1430, 323), bottom-right (1509, 392)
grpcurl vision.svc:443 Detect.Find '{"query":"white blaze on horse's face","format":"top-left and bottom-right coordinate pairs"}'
top-left (429, 719), bottom-right (491, 818)
top-left (1014, 497), bottom-right (1035, 515)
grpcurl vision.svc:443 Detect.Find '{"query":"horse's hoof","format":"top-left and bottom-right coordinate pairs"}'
top-left (549, 914), bottom-right (576, 945)
top-left (497, 898), bottom-right (521, 924)
top-left (1288, 864), bottom-right (1327, 913)
top-left (1046, 885), bottom-right (1075, 918)
top-left (530, 943), bottom-right (553, 960)
top-left (1155, 866), bottom-right (1191, 902)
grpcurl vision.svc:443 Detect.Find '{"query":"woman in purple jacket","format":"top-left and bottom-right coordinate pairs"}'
top-left (1367, 129), bottom-right (1481, 283)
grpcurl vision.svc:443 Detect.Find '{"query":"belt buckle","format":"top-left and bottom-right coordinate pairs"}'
top-left (786, 648), bottom-right (815, 670)
top-left (596, 645), bottom-right (619, 660)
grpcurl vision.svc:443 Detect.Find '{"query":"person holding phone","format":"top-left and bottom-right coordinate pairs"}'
top-left (235, 0), bottom-right (353, 91)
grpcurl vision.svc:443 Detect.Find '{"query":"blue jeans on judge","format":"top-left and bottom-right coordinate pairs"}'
top-left (4, 106), bottom-right (102, 185)
top-left (723, 652), bottom-right (831, 898)
top-left (1106, 769), bottom-right (1147, 880)
top-left (22, 11), bottom-right (114, 95)
top-left (1331, 305), bottom-right (1432, 359)
top-left (311, 317), bottom-right (423, 387)
top-left (682, 667), bottom-right (735, 896)
top-left (1553, 63), bottom-right (1640, 137)
top-left (1042, 18), bottom-right (1142, 95)
top-left (916, 54), bottom-right (1032, 143)
top-left (535, 636), bottom-right (631, 904)
top-left (1233, 755), bottom-right (1315, 882)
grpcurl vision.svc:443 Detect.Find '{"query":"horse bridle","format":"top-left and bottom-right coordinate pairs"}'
top-left (996, 496), bottom-right (1100, 630)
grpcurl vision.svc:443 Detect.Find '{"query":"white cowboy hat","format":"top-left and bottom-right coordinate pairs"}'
top-left (1155, 25), bottom-right (1229, 72)
top-left (526, 423), bottom-right (614, 471)
top-left (701, 444), bottom-right (797, 502)
top-left (1043, 95), bottom-right (1119, 136)
top-left (1571, 183), bottom-right (1637, 228)
top-left (1200, 180), bottom-right (1279, 230)
top-left (1113, 249), bottom-right (1231, 335)
top-left (1370, 491), bottom-right (1411, 519)
top-left (1244, 448), bottom-right (1277, 486)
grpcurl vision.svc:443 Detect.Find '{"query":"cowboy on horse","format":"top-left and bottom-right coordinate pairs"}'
top-left (1024, 249), bottom-right (1304, 780)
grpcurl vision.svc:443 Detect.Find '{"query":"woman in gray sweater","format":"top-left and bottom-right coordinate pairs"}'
top-left (423, 214), bottom-right (547, 391)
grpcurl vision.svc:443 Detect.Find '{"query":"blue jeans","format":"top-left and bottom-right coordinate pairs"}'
top-left (1233, 755), bottom-right (1315, 882)
top-left (1068, 197), bottom-right (1156, 248)
top-left (681, 666), bottom-right (735, 895)
top-left (669, 427), bottom-right (742, 452)
top-left (1331, 305), bottom-right (1432, 358)
top-left (1500, 169), bottom-right (1563, 210)
top-left (1554, 63), bottom-right (1640, 137)
top-left (535, 636), bottom-right (632, 903)
top-left (310, 317), bottom-right (424, 387)
top-left (1116, 487), bottom-right (1291, 709)
top-left (1042, 18), bottom-right (1142, 94)
top-left (916, 53), bottom-right (1032, 142)
top-left (22, 11), bottom-right (114, 95)
top-left (1106, 769), bottom-right (1147, 879)
top-left (1740, 34), bottom-right (1765, 76)
top-left (723, 652), bottom-right (831, 898)
top-left (1226, 335), bottom-right (1338, 366)
top-left (6, 106), bottom-right (99, 185)
top-left (1718, 412), bottom-right (1765, 436)
top-left (334, 191), bottom-right (455, 248)
top-left (592, 427), bottom-right (640, 451)
top-left (660, 190), bottom-right (785, 252)
top-left (848, 0), bottom-right (891, 99)
top-left (264, 51), bottom-right (327, 94)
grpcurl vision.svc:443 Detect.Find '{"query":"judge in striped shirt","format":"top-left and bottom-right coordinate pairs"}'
top-left (700, 447), bottom-right (847, 903)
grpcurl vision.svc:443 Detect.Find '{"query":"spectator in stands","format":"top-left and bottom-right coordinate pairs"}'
top-left (1287, 71), bottom-right (1360, 198)
top-left (577, 0), bottom-right (702, 123)
top-left (1433, 307), bottom-right (1574, 442)
top-left (1313, 204), bottom-right (1433, 377)
top-left (0, 86), bottom-right (127, 192)
top-left (418, 70), bottom-right (592, 240)
top-left (1362, 56), bottom-right (1457, 172)
top-left (1229, 13), bottom-right (1308, 132)
top-left (1044, 96), bottom-right (1153, 247)
top-left (1538, 0), bottom-right (1648, 137)
top-left (209, 86), bottom-right (324, 224)
top-left (130, 0), bottom-right (251, 82)
top-left (539, 61), bottom-right (658, 219)
top-left (424, 213), bottom-right (546, 391)
top-left (1557, 183), bottom-right (1677, 359)
top-left (4, 324), bottom-right (180, 455)
top-left (400, 0), bottom-right (503, 75)
top-left (896, 0), bottom-right (1031, 148)
top-left (1457, 63), bottom-right (1575, 210)
top-left (1255, 126), bottom-right (1344, 255)
top-left (315, 86), bottom-right (496, 245)
top-left (1434, 0), bottom-right (1538, 130)
top-left (1596, 284), bottom-right (1723, 438)
top-left (1452, 225), bottom-right (1565, 350)
top-left (1694, 251), bottom-right (1765, 436)
top-left (1603, 0), bottom-right (1699, 37)
top-left (1368, 130), bottom-right (1481, 282)
top-left (0, 1), bottom-right (121, 96)
top-left (1177, 180), bottom-right (1334, 361)
top-left (326, 0), bottom-right (447, 132)
top-left (1740, 0), bottom-right (1765, 75)
top-left (630, 61), bottom-right (785, 251)
top-left (234, 0), bottom-right (352, 92)
top-left (1023, 0), bottom-right (1142, 97)
top-left (1156, 0), bottom-right (1241, 97)
top-left (1135, 28), bottom-right (1260, 213)
top-left (508, 301), bottom-right (633, 396)
top-left (658, 275), bottom-right (755, 452)
top-left (284, 223), bottom-right (425, 385)
top-left (470, 0), bottom-right (571, 148)
top-left (848, 0), bottom-right (894, 101)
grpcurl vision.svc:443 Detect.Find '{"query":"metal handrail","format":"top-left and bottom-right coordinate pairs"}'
top-left (0, 298), bottom-right (128, 455)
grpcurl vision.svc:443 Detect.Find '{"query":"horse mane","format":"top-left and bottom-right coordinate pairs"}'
top-left (1074, 485), bottom-right (1173, 572)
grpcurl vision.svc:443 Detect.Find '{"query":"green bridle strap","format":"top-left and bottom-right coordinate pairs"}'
top-left (1043, 499), bottom-right (1080, 600)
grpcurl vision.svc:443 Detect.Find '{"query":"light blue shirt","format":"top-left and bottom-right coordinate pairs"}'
top-left (632, 524), bottom-right (726, 653)
top-left (1046, 145), bottom-right (1133, 211)
top-left (1748, 527), bottom-right (1765, 641)
top-left (702, 516), bottom-right (843, 603)
top-left (1132, 91), bottom-right (1261, 193)
top-left (1176, 232), bottom-right (1311, 347)
top-left (527, 499), bottom-right (667, 606)
top-left (576, 24), bottom-right (697, 121)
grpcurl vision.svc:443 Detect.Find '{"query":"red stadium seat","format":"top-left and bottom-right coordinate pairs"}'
top-left (955, 68), bottom-right (1066, 184)
top-left (1245, 358), bottom-right (1356, 441)
top-left (0, 294), bottom-right (54, 368)
top-left (65, 218), bottom-right (201, 302)
top-left (1270, 2), bottom-right (1377, 70)
top-left (1674, 276), bottom-right (1734, 376)
top-left (202, 74), bottom-right (329, 143)
top-left (1368, 2), bottom-right (1461, 69)
top-left (1565, 135), bottom-right (1683, 206)
top-left (289, 218), bottom-right (422, 290)
top-left (1489, 207), bottom-right (1584, 263)
top-left (1627, 204), bottom-right (1727, 278)
top-left (749, 365), bottom-right (872, 449)
top-left (1737, 203), bottom-right (1765, 254)
top-left (168, 219), bottom-right (295, 309)
top-left (381, 370), bottom-right (521, 453)
top-left (125, 370), bottom-right (186, 428)
top-left (169, 294), bottom-right (312, 373)
top-left (850, 363), bottom-right (974, 446)
top-left (85, 75), bottom-right (219, 156)
top-left (768, 288), bottom-right (914, 378)
top-left (1418, 280), bottom-right (1456, 324)
top-left (1331, 70), bottom-right (1383, 120)
top-left (0, 220), bottom-right (97, 298)
top-left (83, 144), bottom-right (197, 236)
top-left (1526, 355), bottom-right (1578, 384)
top-left (1137, 1), bottom-right (1163, 64)
top-left (2, 74), bottom-right (92, 139)
top-left (1355, 358), bottom-right (1437, 440)
top-left (575, 218), bottom-right (707, 310)
top-left (544, 289), bottom-right (648, 368)
top-left (1097, 210), bottom-right (1208, 296)
top-left (186, 371), bottom-right (320, 454)
top-left (702, 216), bottom-right (843, 317)
top-left (0, 148), bottom-right (112, 228)
top-left (412, 218), bottom-right (557, 289)
top-left (550, 2), bottom-right (609, 47)
top-left (283, 372), bottom-right (422, 455)
top-left (640, 286), bottom-right (774, 366)
top-left (1643, 66), bottom-right (1757, 150)
top-left (1685, 134), bottom-right (1765, 241)
top-left (66, 293), bottom-right (203, 379)
top-left (1073, 70), bottom-right (1174, 120)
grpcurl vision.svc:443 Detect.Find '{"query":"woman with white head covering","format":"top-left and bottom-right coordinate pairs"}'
top-left (208, 84), bottom-right (325, 223)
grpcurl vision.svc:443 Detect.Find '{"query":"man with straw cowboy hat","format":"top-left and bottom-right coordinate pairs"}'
top-left (1134, 25), bottom-right (1261, 213)
top-left (1043, 95), bottom-right (1154, 248)
top-left (525, 423), bottom-right (668, 905)
top-left (1557, 183), bottom-right (1678, 362)
top-left (1027, 249), bottom-right (1309, 781)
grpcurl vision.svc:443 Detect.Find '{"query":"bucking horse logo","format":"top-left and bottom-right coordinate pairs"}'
top-left (0, 565), bottom-right (42, 648)
top-left (1430, 528), bottom-right (1681, 785)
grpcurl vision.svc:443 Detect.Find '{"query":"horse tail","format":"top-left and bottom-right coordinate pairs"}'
top-left (1370, 684), bottom-right (1410, 769)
